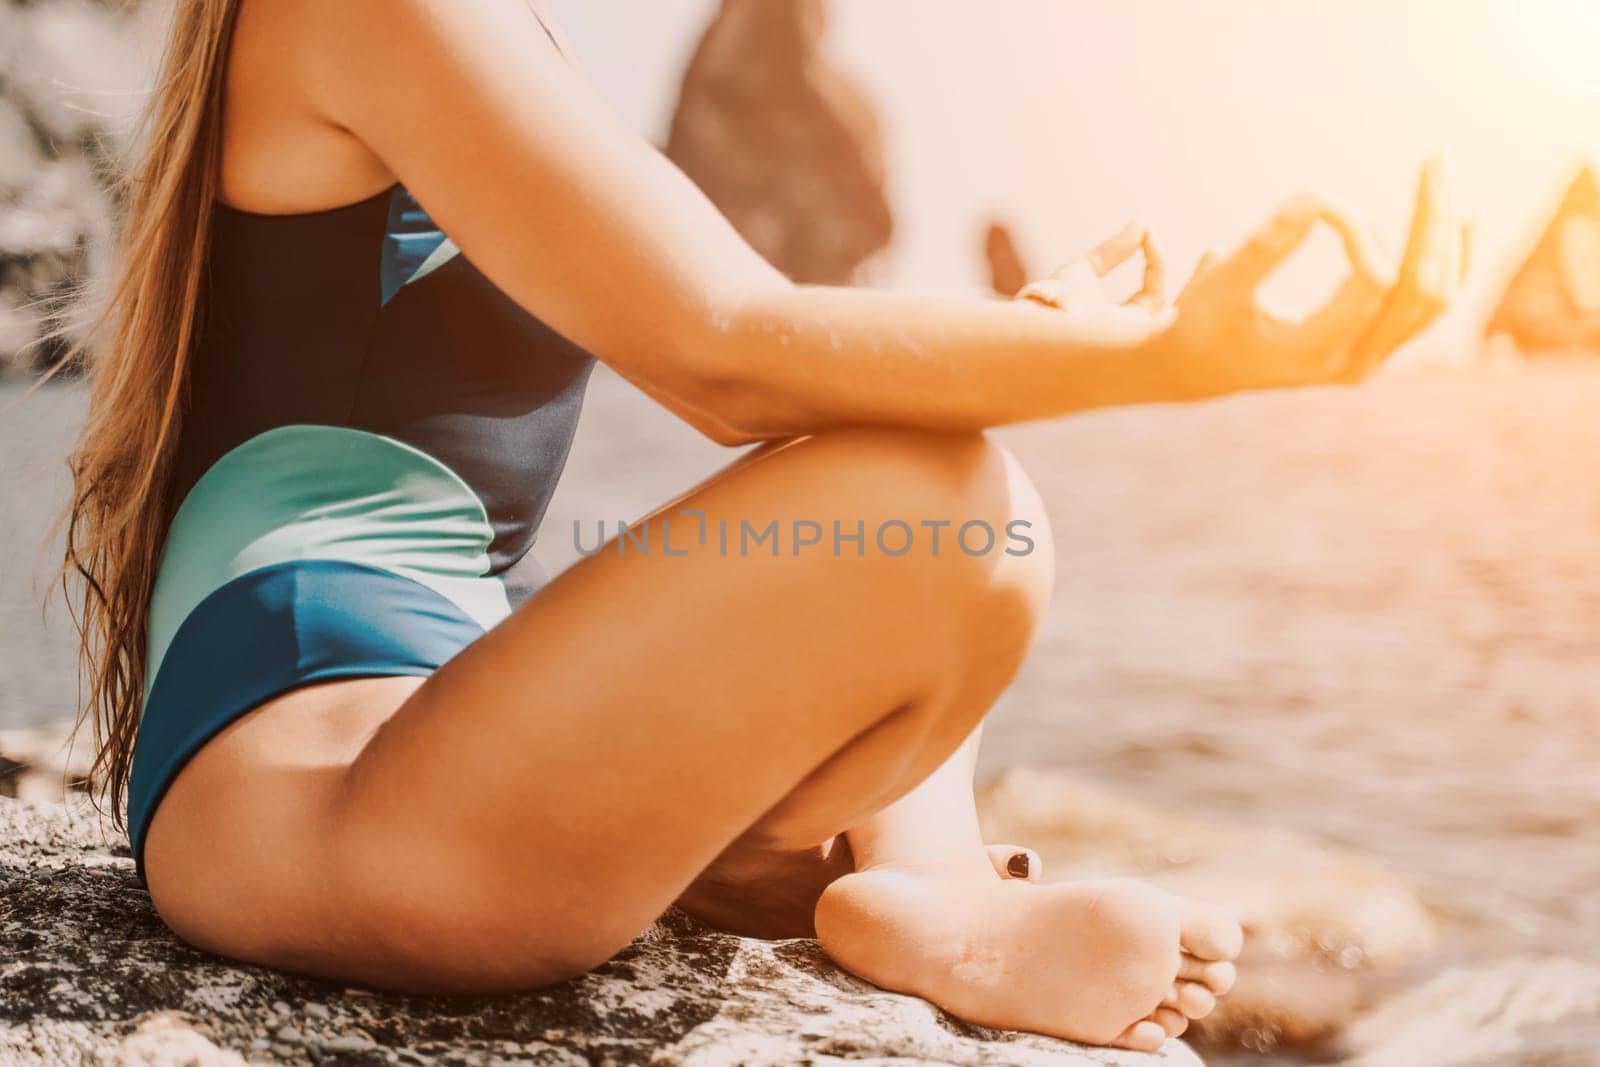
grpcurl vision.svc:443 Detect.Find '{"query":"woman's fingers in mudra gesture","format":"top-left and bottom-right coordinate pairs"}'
top-left (1170, 158), bottom-right (1469, 395)
top-left (1341, 159), bottom-right (1472, 379)
top-left (1018, 219), bottom-right (1169, 315)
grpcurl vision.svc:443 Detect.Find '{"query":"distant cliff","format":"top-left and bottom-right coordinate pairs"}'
top-left (1487, 167), bottom-right (1600, 358)
top-left (665, 0), bottom-right (893, 286)
top-left (0, 0), bottom-right (156, 373)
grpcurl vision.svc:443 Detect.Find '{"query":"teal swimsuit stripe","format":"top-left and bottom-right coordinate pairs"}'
top-left (145, 424), bottom-right (513, 692)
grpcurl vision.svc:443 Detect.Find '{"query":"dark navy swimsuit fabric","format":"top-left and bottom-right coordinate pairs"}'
top-left (129, 184), bottom-right (596, 873)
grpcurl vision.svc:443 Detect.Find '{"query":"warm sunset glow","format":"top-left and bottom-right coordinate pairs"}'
top-left (554, 1), bottom-right (1600, 356)
top-left (5, 5), bottom-right (1600, 1065)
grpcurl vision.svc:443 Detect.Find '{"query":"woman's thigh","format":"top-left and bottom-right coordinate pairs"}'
top-left (143, 427), bottom-right (1052, 990)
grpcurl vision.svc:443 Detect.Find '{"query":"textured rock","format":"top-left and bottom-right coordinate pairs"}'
top-left (1486, 166), bottom-right (1600, 357)
top-left (984, 222), bottom-right (1032, 299)
top-left (1337, 957), bottom-right (1600, 1067)
top-left (978, 770), bottom-right (1438, 1054)
top-left (665, 0), bottom-right (893, 285)
top-left (0, 797), bottom-right (1201, 1066)
top-left (0, 0), bottom-right (157, 371)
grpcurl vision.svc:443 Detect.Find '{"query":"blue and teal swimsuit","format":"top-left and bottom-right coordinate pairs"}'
top-left (126, 185), bottom-right (594, 873)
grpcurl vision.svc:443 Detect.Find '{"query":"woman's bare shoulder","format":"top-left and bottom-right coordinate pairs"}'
top-left (219, 0), bottom-right (574, 215)
top-left (218, 0), bottom-right (402, 214)
top-left (214, 0), bottom-right (785, 400)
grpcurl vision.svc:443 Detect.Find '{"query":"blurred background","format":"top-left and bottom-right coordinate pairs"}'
top-left (3, 1), bottom-right (1600, 1063)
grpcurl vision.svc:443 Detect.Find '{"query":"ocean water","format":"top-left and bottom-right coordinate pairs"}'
top-left (988, 362), bottom-right (1600, 972)
top-left (0, 377), bottom-right (83, 730)
top-left (5, 362), bottom-right (1599, 1060)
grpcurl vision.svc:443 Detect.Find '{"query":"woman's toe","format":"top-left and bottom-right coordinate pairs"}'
top-left (1173, 980), bottom-right (1216, 1019)
top-left (1111, 1019), bottom-right (1167, 1052)
top-left (1179, 901), bottom-right (1244, 961)
top-left (985, 844), bottom-right (1040, 881)
top-left (1151, 1006), bottom-right (1189, 1038)
top-left (1178, 955), bottom-right (1237, 996)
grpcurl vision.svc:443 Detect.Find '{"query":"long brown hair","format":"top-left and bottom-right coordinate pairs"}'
top-left (57, 0), bottom-right (241, 825)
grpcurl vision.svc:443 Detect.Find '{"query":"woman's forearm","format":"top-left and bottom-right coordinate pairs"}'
top-left (679, 284), bottom-right (1184, 439)
top-left (311, 5), bottom-right (1462, 445)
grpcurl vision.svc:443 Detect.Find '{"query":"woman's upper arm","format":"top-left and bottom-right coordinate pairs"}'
top-left (306, 0), bottom-right (787, 394)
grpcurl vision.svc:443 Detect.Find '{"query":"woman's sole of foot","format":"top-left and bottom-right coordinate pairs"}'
top-left (815, 867), bottom-right (1241, 1052)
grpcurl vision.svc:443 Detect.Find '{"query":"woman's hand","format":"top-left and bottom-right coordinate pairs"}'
top-left (1161, 160), bottom-right (1469, 399)
top-left (1015, 220), bottom-right (1171, 320)
top-left (1019, 162), bottom-right (1468, 402)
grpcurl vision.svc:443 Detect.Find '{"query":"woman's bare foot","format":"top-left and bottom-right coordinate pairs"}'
top-left (815, 864), bottom-right (1241, 1052)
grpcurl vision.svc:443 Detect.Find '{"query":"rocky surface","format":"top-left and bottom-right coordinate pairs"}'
top-left (1334, 956), bottom-right (1600, 1067)
top-left (0, 0), bottom-right (158, 371)
top-left (9, 762), bottom-right (1600, 1067)
top-left (1, 796), bottom-right (1201, 1066)
top-left (665, 0), bottom-right (893, 285)
top-left (0, 726), bottom-right (1497, 1062)
top-left (1486, 166), bottom-right (1600, 358)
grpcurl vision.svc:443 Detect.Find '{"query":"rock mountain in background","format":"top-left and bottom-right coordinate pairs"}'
top-left (984, 221), bottom-right (1031, 299)
top-left (665, 0), bottom-right (893, 285)
top-left (1487, 167), bottom-right (1600, 358)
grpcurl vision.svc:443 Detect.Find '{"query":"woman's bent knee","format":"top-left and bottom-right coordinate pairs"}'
top-left (784, 427), bottom-right (1055, 618)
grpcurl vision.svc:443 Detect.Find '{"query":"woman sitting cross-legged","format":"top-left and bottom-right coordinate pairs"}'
top-left (60, 0), bottom-right (1462, 1051)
